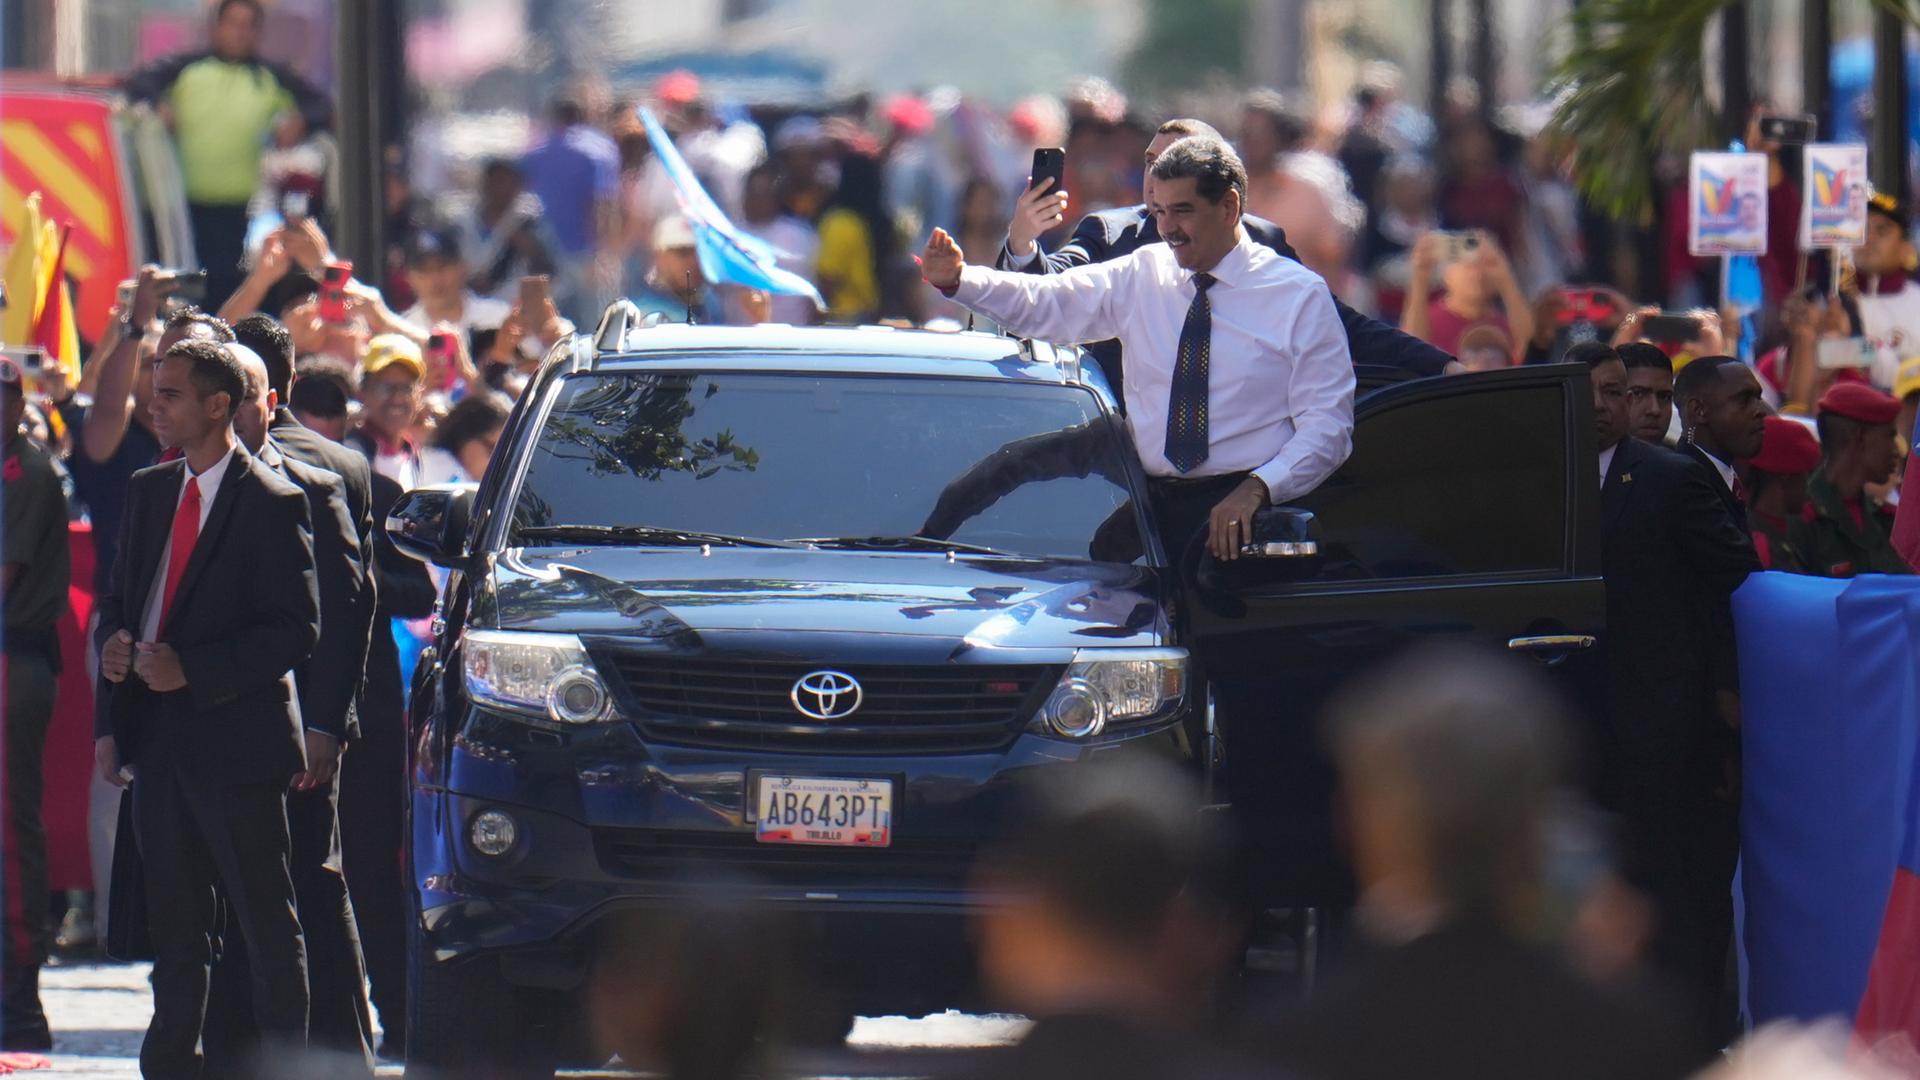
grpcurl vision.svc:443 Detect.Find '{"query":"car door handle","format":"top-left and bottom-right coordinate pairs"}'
top-left (1506, 634), bottom-right (1597, 654)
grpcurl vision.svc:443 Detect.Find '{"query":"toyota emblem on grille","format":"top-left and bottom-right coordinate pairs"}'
top-left (791, 670), bottom-right (862, 720)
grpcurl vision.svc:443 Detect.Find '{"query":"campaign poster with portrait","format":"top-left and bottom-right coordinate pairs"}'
top-left (1801, 143), bottom-right (1870, 249)
top-left (1689, 151), bottom-right (1770, 256)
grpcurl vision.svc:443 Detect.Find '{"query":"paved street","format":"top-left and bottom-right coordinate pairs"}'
top-left (38, 957), bottom-right (1027, 1078)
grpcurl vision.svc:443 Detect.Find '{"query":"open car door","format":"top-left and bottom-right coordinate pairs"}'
top-left (1186, 362), bottom-right (1606, 907)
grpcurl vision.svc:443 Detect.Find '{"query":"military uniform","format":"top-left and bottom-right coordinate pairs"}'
top-left (1750, 510), bottom-right (1809, 573)
top-left (1792, 471), bottom-right (1912, 577)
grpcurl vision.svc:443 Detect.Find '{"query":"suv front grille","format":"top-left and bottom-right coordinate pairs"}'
top-left (592, 654), bottom-right (1059, 754)
top-left (595, 828), bottom-right (977, 887)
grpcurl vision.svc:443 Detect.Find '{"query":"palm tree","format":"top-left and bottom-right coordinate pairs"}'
top-left (1547, 0), bottom-right (1919, 221)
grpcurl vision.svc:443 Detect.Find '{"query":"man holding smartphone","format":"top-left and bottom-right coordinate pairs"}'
top-left (999, 118), bottom-right (1452, 400)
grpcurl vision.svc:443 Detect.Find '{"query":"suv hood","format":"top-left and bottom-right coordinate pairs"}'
top-left (479, 546), bottom-right (1168, 651)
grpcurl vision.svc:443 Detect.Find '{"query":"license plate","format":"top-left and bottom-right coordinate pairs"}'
top-left (755, 776), bottom-right (892, 847)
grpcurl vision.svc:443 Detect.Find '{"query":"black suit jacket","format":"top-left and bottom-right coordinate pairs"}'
top-left (259, 438), bottom-right (373, 742)
top-left (94, 446), bottom-right (320, 784)
top-left (1260, 922), bottom-right (1701, 1080)
top-left (1599, 437), bottom-right (1758, 780)
top-left (998, 205), bottom-right (1454, 389)
top-left (1678, 442), bottom-right (1751, 538)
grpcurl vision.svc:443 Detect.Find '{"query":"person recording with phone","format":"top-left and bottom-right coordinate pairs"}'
top-left (1400, 228), bottom-right (1534, 365)
top-left (999, 119), bottom-right (1453, 402)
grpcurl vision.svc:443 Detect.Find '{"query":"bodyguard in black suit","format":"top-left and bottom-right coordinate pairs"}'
top-left (996, 118), bottom-right (1454, 397)
top-left (201, 343), bottom-right (378, 1077)
top-left (92, 340), bottom-right (319, 1079)
top-left (1673, 355), bottom-right (1768, 535)
top-left (1577, 343), bottom-right (1758, 1055)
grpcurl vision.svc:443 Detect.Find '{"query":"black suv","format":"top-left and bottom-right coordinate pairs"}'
top-left (389, 312), bottom-right (1605, 1075)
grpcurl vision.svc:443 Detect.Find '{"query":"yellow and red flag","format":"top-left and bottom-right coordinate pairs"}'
top-left (31, 223), bottom-right (80, 381)
top-left (0, 191), bottom-right (47, 347)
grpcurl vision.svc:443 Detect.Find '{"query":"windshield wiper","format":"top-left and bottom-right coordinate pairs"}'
top-left (791, 534), bottom-right (1024, 558)
top-left (516, 524), bottom-right (807, 549)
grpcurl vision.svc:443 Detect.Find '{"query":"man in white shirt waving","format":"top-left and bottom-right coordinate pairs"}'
top-left (920, 135), bottom-right (1354, 564)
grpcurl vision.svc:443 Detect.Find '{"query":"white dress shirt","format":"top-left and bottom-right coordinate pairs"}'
top-left (140, 448), bottom-right (234, 642)
top-left (949, 229), bottom-right (1355, 503)
top-left (1693, 444), bottom-right (1738, 493)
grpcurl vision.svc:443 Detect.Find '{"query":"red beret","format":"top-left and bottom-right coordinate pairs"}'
top-left (1817, 382), bottom-right (1901, 425)
top-left (1749, 416), bottom-right (1822, 474)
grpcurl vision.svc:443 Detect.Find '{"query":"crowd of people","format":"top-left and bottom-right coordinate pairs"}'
top-left (1, 0), bottom-right (1919, 1076)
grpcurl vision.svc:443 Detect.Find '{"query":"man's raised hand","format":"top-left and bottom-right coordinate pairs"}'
top-left (920, 228), bottom-right (965, 291)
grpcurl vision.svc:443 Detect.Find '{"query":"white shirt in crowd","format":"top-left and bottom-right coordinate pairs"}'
top-left (1855, 276), bottom-right (1920, 394)
top-left (401, 292), bottom-right (511, 338)
top-left (1597, 442), bottom-right (1618, 488)
top-left (141, 447), bottom-right (234, 642)
top-left (948, 228), bottom-right (1355, 503)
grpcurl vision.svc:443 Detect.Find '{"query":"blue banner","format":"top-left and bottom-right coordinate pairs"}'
top-left (1737, 573), bottom-right (1920, 1024)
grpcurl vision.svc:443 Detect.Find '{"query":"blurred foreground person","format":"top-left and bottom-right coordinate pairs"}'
top-left (1261, 646), bottom-right (1700, 1080)
top-left (957, 760), bottom-right (1279, 1080)
top-left (1, 357), bottom-right (69, 1050)
top-left (588, 882), bottom-right (792, 1080)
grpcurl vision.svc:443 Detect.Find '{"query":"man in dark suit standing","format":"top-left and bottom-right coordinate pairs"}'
top-left (1576, 341), bottom-right (1758, 1055)
top-left (1674, 356), bottom-right (1768, 529)
top-left (237, 314), bottom-right (420, 1055)
top-left (998, 117), bottom-right (1455, 397)
top-left (92, 339), bottom-right (320, 1079)
top-left (200, 343), bottom-right (376, 1077)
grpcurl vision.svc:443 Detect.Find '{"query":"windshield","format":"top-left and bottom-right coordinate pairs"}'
top-left (509, 371), bottom-right (1145, 563)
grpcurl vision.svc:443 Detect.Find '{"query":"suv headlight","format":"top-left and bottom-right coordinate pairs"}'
top-left (1036, 649), bottom-right (1188, 739)
top-left (463, 629), bottom-right (613, 725)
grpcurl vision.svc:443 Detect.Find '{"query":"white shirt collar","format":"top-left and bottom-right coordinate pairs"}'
top-left (1693, 444), bottom-right (1737, 491)
top-left (1597, 441), bottom-right (1618, 485)
top-left (184, 445), bottom-right (236, 500)
top-left (1191, 228), bottom-right (1257, 289)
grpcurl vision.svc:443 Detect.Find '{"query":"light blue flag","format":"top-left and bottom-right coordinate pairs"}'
top-left (638, 107), bottom-right (826, 310)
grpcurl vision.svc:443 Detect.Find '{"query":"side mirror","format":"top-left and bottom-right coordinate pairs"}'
top-left (386, 483), bottom-right (477, 569)
top-left (1239, 507), bottom-right (1319, 559)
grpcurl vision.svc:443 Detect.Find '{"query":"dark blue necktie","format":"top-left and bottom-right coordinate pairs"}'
top-left (1164, 272), bottom-right (1215, 473)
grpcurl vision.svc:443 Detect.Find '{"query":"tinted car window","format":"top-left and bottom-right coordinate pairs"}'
top-left (511, 372), bottom-right (1144, 563)
top-left (1293, 383), bottom-right (1568, 579)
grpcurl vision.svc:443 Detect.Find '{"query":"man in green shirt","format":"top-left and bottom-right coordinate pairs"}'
top-left (124, 0), bottom-right (331, 308)
top-left (0, 357), bottom-right (71, 1051)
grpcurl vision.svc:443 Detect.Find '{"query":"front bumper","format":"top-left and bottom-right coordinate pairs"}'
top-left (412, 705), bottom-right (1197, 968)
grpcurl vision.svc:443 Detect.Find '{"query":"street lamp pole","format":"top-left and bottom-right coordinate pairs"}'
top-left (1721, 0), bottom-right (1752, 145)
top-left (1871, 4), bottom-right (1909, 197)
top-left (1803, 0), bottom-right (1831, 136)
top-left (334, 0), bottom-right (391, 278)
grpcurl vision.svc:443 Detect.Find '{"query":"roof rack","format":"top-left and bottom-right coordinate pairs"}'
top-left (593, 299), bottom-right (642, 352)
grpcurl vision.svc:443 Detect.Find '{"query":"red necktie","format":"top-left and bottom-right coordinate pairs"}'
top-left (1732, 475), bottom-right (1748, 506)
top-left (158, 476), bottom-right (201, 629)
